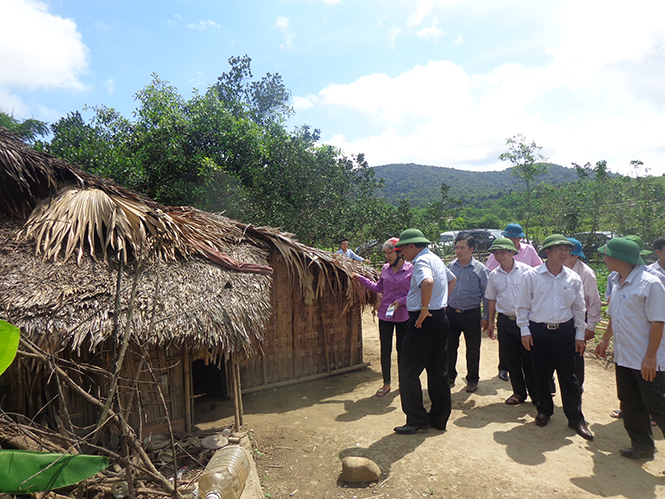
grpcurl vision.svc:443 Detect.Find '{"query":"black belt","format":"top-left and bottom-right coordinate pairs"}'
top-left (530, 319), bottom-right (574, 330)
top-left (498, 312), bottom-right (516, 321)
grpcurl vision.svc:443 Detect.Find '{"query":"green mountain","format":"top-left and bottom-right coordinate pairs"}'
top-left (373, 163), bottom-right (580, 207)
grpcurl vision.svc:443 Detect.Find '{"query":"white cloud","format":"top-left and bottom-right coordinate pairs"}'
top-left (186, 20), bottom-right (221, 30)
top-left (417, 26), bottom-right (444, 40)
top-left (406, 1), bottom-right (434, 28)
top-left (453, 34), bottom-right (463, 46)
top-left (302, 0), bottom-right (665, 175)
top-left (387, 27), bottom-right (402, 49)
top-left (274, 16), bottom-right (295, 49)
top-left (105, 79), bottom-right (115, 95)
top-left (0, 0), bottom-right (89, 91)
top-left (293, 95), bottom-right (317, 111)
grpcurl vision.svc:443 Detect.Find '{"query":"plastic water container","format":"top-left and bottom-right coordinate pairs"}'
top-left (198, 445), bottom-right (251, 499)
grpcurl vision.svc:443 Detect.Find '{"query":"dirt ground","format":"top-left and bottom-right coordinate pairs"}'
top-left (195, 310), bottom-right (665, 499)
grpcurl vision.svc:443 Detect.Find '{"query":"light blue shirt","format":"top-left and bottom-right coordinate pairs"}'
top-left (335, 248), bottom-right (364, 261)
top-left (406, 247), bottom-right (456, 311)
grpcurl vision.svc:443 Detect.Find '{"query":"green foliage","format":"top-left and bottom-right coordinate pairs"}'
top-left (0, 451), bottom-right (108, 494)
top-left (373, 162), bottom-right (577, 207)
top-left (0, 320), bottom-right (20, 377)
top-left (499, 134), bottom-right (549, 240)
top-left (0, 111), bottom-right (48, 143)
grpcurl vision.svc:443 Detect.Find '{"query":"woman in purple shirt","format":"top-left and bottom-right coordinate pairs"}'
top-left (352, 238), bottom-right (414, 397)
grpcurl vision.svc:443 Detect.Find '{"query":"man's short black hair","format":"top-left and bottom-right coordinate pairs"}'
top-left (414, 242), bottom-right (429, 249)
top-left (338, 237), bottom-right (348, 244)
top-left (654, 236), bottom-right (665, 252)
top-left (454, 233), bottom-right (475, 250)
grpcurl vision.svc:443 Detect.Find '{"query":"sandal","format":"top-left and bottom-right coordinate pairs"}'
top-left (376, 385), bottom-right (391, 397)
top-left (610, 410), bottom-right (623, 419)
top-left (505, 394), bottom-right (524, 405)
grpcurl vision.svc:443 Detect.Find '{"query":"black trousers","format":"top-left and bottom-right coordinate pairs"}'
top-left (529, 320), bottom-right (584, 424)
top-left (378, 319), bottom-right (406, 384)
top-left (616, 366), bottom-right (665, 451)
top-left (447, 307), bottom-right (482, 383)
top-left (498, 313), bottom-right (537, 402)
top-left (398, 309), bottom-right (452, 429)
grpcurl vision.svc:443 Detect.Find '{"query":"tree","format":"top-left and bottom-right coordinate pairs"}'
top-left (498, 134), bottom-right (548, 240)
top-left (0, 111), bottom-right (48, 143)
top-left (213, 54), bottom-right (293, 126)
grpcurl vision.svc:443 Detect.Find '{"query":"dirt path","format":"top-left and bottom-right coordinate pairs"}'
top-left (196, 311), bottom-right (665, 499)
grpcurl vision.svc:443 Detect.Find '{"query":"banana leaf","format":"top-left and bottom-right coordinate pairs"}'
top-left (0, 320), bottom-right (20, 376)
top-left (0, 450), bottom-right (109, 493)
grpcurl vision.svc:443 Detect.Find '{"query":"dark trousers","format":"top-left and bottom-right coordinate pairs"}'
top-left (616, 366), bottom-right (665, 451)
top-left (378, 319), bottom-right (406, 384)
top-left (529, 320), bottom-right (584, 424)
top-left (497, 313), bottom-right (537, 402)
top-left (398, 309), bottom-right (452, 429)
top-left (447, 307), bottom-right (482, 383)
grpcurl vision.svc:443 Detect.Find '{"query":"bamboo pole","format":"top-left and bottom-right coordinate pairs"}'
top-left (183, 344), bottom-right (192, 433)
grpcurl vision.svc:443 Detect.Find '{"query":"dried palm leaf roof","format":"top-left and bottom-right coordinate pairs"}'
top-left (0, 127), bottom-right (379, 358)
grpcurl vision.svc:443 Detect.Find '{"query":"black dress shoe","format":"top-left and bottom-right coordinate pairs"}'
top-left (498, 370), bottom-right (509, 381)
top-left (619, 447), bottom-right (655, 459)
top-left (569, 422), bottom-right (594, 441)
top-left (394, 424), bottom-right (430, 435)
top-left (535, 413), bottom-right (550, 427)
top-left (466, 382), bottom-right (479, 393)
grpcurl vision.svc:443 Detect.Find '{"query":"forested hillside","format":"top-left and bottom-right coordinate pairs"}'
top-left (373, 163), bottom-right (580, 206)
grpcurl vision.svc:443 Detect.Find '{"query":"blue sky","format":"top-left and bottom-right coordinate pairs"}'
top-left (1, 0), bottom-right (664, 176)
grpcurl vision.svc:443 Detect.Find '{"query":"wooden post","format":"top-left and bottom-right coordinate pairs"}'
top-left (183, 343), bottom-right (192, 432)
top-left (231, 354), bottom-right (241, 432)
top-left (235, 354), bottom-right (244, 428)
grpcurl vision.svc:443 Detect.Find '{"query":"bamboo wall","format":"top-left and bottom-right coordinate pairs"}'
top-left (239, 252), bottom-right (364, 390)
top-left (3, 342), bottom-right (189, 438)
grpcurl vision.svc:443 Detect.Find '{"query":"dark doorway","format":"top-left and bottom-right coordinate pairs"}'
top-left (192, 359), bottom-right (228, 398)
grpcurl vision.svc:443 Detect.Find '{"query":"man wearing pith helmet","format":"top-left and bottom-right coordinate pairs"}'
top-left (485, 223), bottom-right (542, 382)
top-left (596, 238), bottom-right (665, 460)
top-left (516, 234), bottom-right (593, 440)
top-left (484, 238), bottom-right (536, 405)
top-left (393, 228), bottom-right (457, 435)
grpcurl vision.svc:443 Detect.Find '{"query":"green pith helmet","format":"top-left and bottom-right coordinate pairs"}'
top-left (598, 237), bottom-right (645, 265)
top-left (541, 234), bottom-right (575, 250)
top-left (624, 235), bottom-right (652, 256)
top-left (396, 228), bottom-right (431, 247)
top-left (489, 238), bottom-right (518, 253)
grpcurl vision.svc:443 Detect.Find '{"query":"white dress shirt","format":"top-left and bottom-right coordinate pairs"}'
top-left (570, 259), bottom-right (602, 332)
top-left (608, 265), bottom-right (665, 371)
top-left (485, 260), bottom-right (530, 316)
top-left (650, 260), bottom-right (665, 275)
top-left (516, 263), bottom-right (587, 340)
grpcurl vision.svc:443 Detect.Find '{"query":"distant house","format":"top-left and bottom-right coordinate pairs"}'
top-left (0, 127), bottom-right (378, 437)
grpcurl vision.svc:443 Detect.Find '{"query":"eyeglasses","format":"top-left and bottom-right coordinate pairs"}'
top-left (549, 245), bottom-right (572, 253)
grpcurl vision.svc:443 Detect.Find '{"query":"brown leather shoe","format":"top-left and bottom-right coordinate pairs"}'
top-left (535, 413), bottom-right (550, 427)
top-left (569, 422), bottom-right (594, 441)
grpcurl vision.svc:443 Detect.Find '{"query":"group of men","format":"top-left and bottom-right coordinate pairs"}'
top-left (384, 225), bottom-right (665, 459)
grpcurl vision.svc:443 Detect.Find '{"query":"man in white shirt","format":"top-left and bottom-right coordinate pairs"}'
top-left (485, 238), bottom-right (535, 405)
top-left (651, 236), bottom-right (665, 275)
top-left (564, 238), bottom-right (602, 391)
top-left (486, 223), bottom-right (542, 381)
top-left (394, 229), bottom-right (457, 435)
top-left (596, 238), bottom-right (665, 459)
top-left (334, 238), bottom-right (370, 263)
top-left (516, 234), bottom-right (593, 440)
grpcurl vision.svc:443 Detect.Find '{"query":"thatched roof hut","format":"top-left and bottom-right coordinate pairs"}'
top-left (0, 127), bottom-right (378, 436)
